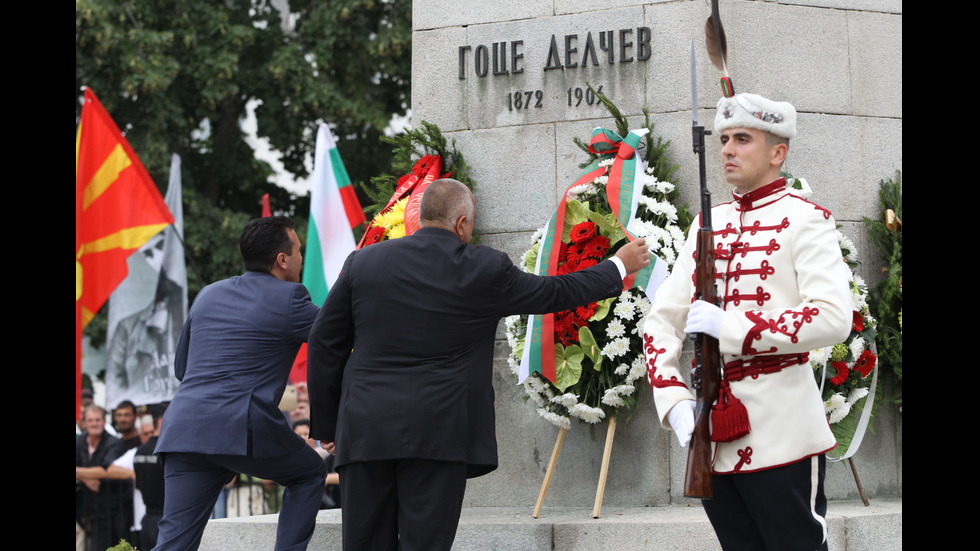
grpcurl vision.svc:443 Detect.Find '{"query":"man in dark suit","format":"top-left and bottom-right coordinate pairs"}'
top-left (153, 216), bottom-right (326, 551)
top-left (308, 179), bottom-right (650, 550)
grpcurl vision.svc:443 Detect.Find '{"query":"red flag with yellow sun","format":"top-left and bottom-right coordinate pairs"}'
top-left (76, 88), bottom-right (174, 418)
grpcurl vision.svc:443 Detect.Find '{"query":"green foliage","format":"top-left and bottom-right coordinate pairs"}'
top-left (107, 540), bottom-right (135, 551)
top-left (863, 170), bottom-right (903, 405)
top-left (574, 84), bottom-right (694, 232)
top-left (360, 120), bottom-right (476, 218)
top-left (77, 0), bottom-right (411, 346)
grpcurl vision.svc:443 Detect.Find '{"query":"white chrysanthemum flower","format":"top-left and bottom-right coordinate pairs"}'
top-left (569, 403), bottom-right (606, 423)
top-left (614, 363), bottom-right (629, 376)
top-left (606, 318), bottom-right (626, 339)
top-left (598, 158), bottom-right (615, 168)
top-left (634, 296), bottom-right (652, 318)
top-left (614, 298), bottom-right (635, 319)
top-left (824, 392), bottom-right (846, 414)
top-left (627, 357), bottom-right (646, 383)
top-left (507, 355), bottom-right (519, 374)
top-left (810, 347), bottom-right (830, 368)
top-left (550, 393), bottom-right (579, 408)
top-left (612, 384), bottom-right (635, 396)
top-left (839, 235), bottom-right (857, 262)
top-left (530, 225), bottom-right (547, 244)
top-left (849, 337), bottom-right (866, 362)
top-left (828, 400), bottom-right (852, 424)
top-left (601, 388), bottom-right (625, 407)
top-left (538, 408), bottom-right (570, 429)
top-left (601, 337), bottom-right (630, 359)
top-left (566, 183), bottom-right (595, 200)
top-left (523, 380), bottom-right (547, 406)
top-left (847, 387), bottom-right (869, 404)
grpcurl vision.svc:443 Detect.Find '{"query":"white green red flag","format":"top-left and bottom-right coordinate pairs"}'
top-left (519, 128), bottom-right (667, 385)
top-left (291, 125), bottom-right (365, 383)
top-left (303, 124), bottom-right (364, 305)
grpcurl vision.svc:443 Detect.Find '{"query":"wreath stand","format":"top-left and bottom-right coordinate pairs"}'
top-left (532, 416), bottom-right (618, 519)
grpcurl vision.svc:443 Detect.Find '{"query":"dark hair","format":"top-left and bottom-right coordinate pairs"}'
top-left (240, 216), bottom-right (296, 273)
top-left (114, 400), bottom-right (136, 415)
top-left (292, 419), bottom-right (311, 429)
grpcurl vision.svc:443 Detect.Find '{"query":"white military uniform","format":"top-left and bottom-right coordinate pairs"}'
top-left (643, 177), bottom-right (850, 473)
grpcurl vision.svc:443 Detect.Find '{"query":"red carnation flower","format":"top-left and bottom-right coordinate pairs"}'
top-left (829, 361), bottom-right (849, 385)
top-left (854, 349), bottom-right (877, 377)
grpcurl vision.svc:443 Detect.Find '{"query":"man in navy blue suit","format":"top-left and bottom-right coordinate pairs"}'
top-left (308, 179), bottom-right (651, 550)
top-left (153, 216), bottom-right (326, 551)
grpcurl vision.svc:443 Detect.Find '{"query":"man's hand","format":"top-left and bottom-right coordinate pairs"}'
top-left (82, 478), bottom-right (101, 492)
top-left (668, 400), bottom-right (696, 448)
top-left (685, 299), bottom-right (723, 339)
top-left (614, 238), bottom-right (650, 275)
top-left (321, 441), bottom-right (336, 455)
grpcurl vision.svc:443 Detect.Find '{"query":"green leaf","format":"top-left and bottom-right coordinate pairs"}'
top-left (554, 344), bottom-right (584, 392)
top-left (578, 327), bottom-right (603, 372)
top-left (590, 297), bottom-right (615, 323)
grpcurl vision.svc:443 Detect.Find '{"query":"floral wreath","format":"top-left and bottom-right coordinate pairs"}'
top-left (787, 175), bottom-right (879, 460)
top-left (357, 121), bottom-right (475, 248)
top-left (505, 120), bottom-right (690, 429)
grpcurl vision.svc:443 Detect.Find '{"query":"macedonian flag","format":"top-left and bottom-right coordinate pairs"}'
top-left (76, 88), bottom-right (174, 416)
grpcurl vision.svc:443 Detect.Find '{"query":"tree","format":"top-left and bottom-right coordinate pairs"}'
top-left (76, 0), bottom-right (412, 342)
top-left (75, 0), bottom-right (411, 298)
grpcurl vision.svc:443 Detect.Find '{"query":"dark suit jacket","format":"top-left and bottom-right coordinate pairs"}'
top-left (308, 227), bottom-right (622, 478)
top-left (155, 271), bottom-right (320, 458)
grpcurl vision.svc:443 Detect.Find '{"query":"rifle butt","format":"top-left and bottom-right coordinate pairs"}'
top-left (683, 402), bottom-right (714, 498)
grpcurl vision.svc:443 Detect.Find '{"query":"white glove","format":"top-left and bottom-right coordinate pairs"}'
top-left (668, 400), bottom-right (696, 448)
top-left (685, 300), bottom-right (723, 339)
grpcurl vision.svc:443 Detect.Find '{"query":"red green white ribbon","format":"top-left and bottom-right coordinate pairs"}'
top-left (520, 128), bottom-right (667, 385)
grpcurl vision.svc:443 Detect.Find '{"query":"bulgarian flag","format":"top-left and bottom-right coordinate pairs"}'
top-left (519, 128), bottom-right (668, 385)
top-left (76, 88), bottom-right (174, 417)
top-left (290, 124), bottom-right (364, 383)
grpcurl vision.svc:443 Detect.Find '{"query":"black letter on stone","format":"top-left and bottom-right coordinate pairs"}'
top-left (493, 42), bottom-right (508, 75)
top-left (475, 44), bottom-right (489, 77)
top-left (511, 40), bottom-right (524, 74)
top-left (582, 32), bottom-right (599, 67)
top-left (599, 31), bottom-right (614, 64)
top-left (544, 35), bottom-right (563, 71)
top-left (564, 34), bottom-right (578, 69)
top-left (620, 28), bottom-right (634, 63)
top-left (637, 27), bottom-right (651, 61)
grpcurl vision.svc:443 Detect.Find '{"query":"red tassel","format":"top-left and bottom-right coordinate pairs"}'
top-left (711, 380), bottom-right (750, 442)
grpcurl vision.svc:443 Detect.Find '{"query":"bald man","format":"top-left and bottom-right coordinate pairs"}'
top-left (309, 179), bottom-right (650, 550)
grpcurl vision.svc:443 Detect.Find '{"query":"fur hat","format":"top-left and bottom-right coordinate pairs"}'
top-left (714, 93), bottom-right (797, 139)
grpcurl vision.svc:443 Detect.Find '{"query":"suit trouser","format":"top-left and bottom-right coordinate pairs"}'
top-left (153, 446), bottom-right (327, 551)
top-left (337, 458), bottom-right (468, 551)
top-left (702, 454), bottom-right (828, 551)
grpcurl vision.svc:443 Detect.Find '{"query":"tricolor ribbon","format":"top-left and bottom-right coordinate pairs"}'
top-left (520, 127), bottom-right (667, 385)
top-left (357, 155), bottom-right (446, 248)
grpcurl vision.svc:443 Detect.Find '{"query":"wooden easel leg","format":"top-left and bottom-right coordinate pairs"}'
top-left (592, 416), bottom-right (617, 519)
top-left (533, 427), bottom-right (568, 518)
top-left (848, 457), bottom-right (870, 506)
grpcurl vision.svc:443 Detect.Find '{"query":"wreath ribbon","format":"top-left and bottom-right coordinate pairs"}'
top-left (520, 127), bottom-right (665, 385)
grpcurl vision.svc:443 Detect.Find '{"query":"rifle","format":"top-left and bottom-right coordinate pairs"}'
top-left (683, 40), bottom-right (722, 499)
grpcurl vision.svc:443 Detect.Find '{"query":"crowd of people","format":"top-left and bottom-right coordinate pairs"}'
top-left (75, 382), bottom-right (339, 551)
